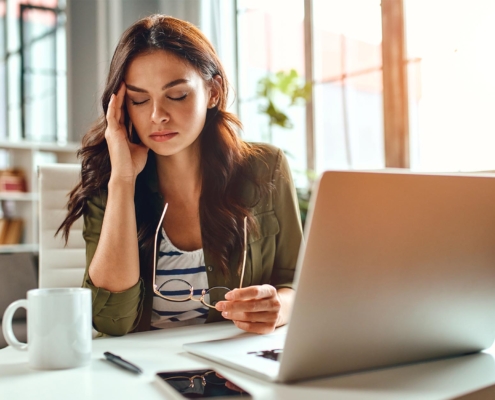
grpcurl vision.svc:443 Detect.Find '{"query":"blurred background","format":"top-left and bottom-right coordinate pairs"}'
top-left (1, 0), bottom-right (495, 345)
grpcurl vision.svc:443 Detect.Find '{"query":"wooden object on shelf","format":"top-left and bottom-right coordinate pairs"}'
top-left (0, 218), bottom-right (24, 245)
top-left (3, 219), bottom-right (24, 245)
top-left (0, 219), bottom-right (8, 244)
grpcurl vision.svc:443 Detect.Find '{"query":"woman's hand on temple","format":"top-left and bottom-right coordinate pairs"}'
top-left (105, 82), bottom-right (149, 183)
top-left (215, 285), bottom-right (294, 334)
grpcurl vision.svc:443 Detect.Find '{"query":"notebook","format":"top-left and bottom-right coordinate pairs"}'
top-left (184, 170), bottom-right (495, 383)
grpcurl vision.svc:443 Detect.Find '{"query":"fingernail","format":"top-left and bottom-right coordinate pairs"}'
top-left (216, 302), bottom-right (225, 311)
top-left (222, 311), bottom-right (229, 318)
top-left (225, 292), bottom-right (233, 300)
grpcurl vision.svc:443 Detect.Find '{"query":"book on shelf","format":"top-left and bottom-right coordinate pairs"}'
top-left (0, 168), bottom-right (27, 192)
top-left (0, 218), bottom-right (24, 245)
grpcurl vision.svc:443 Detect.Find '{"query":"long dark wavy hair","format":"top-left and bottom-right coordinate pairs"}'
top-left (57, 14), bottom-right (267, 277)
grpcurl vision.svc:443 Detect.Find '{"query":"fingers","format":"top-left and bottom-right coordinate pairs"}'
top-left (232, 320), bottom-right (277, 334)
top-left (217, 285), bottom-right (280, 314)
top-left (217, 297), bottom-right (280, 314)
top-left (106, 83), bottom-right (126, 133)
top-left (115, 81), bottom-right (126, 110)
top-left (225, 284), bottom-right (276, 301)
top-left (215, 284), bottom-right (282, 334)
top-left (116, 83), bottom-right (126, 126)
top-left (222, 310), bottom-right (279, 323)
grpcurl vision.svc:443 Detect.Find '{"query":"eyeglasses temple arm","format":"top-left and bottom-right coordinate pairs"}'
top-left (239, 216), bottom-right (247, 289)
top-left (153, 203), bottom-right (169, 290)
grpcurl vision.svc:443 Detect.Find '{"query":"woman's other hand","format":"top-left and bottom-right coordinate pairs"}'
top-left (105, 82), bottom-right (149, 183)
top-left (215, 286), bottom-right (294, 334)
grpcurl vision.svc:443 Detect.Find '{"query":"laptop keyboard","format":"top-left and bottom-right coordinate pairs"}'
top-left (247, 349), bottom-right (283, 361)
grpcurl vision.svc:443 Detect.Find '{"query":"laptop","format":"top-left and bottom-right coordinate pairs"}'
top-left (184, 170), bottom-right (495, 383)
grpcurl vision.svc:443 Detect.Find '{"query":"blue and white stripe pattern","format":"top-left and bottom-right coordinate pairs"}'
top-left (151, 228), bottom-right (210, 329)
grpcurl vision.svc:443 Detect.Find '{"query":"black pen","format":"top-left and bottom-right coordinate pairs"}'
top-left (103, 351), bottom-right (143, 374)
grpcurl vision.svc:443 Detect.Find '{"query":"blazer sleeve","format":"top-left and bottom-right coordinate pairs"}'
top-left (270, 149), bottom-right (303, 290)
top-left (82, 193), bottom-right (144, 336)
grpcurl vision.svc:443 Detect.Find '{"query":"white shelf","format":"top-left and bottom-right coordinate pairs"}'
top-left (0, 140), bottom-right (79, 152)
top-left (0, 243), bottom-right (38, 253)
top-left (0, 192), bottom-right (38, 201)
top-left (0, 140), bottom-right (79, 252)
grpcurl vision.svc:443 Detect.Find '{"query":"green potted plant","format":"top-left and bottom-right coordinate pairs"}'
top-left (257, 69), bottom-right (312, 140)
top-left (256, 69), bottom-right (313, 226)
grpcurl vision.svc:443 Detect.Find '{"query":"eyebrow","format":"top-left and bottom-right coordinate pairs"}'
top-left (125, 79), bottom-right (190, 93)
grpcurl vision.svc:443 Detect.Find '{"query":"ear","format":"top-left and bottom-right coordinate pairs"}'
top-left (208, 75), bottom-right (223, 109)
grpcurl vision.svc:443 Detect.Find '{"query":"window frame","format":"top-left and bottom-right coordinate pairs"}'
top-left (236, 0), bottom-right (410, 172)
top-left (381, 0), bottom-right (409, 168)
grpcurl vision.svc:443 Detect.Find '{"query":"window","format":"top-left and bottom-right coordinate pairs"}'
top-left (0, 1), bottom-right (6, 138)
top-left (405, 0), bottom-right (495, 172)
top-left (237, 0), bottom-right (384, 182)
top-left (1, 0), bottom-right (66, 142)
top-left (238, 0), bottom-right (495, 179)
top-left (312, 0), bottom-right (383, 172)
top-left (236, 0), bottom-right (308, 187)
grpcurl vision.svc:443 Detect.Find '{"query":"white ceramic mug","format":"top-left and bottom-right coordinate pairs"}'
top-left (2, 288), bottom-right (92, 370)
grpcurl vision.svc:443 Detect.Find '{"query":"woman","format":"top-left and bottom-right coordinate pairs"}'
top-left (58, 14), bottom-right (302, 336)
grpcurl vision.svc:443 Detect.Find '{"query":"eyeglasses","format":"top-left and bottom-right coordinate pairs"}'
top-left (152, 203), bottom-right (247, 309)
top-left (157, 369), bottom-right (248, 396)
top-left (161, 370), bottom-right (222, 389)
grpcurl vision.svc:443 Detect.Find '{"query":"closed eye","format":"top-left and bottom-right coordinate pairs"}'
top-left (131, 99), bottom-right (148, 106)
top-left (168, 94), bottom-right (187, 101)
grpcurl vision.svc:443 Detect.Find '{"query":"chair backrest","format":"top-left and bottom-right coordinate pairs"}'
top-left (38, 164), bottom-right (85, 288)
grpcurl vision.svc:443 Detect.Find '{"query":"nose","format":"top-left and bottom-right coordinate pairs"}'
top-left (151, 101), bottom-right (170, 124)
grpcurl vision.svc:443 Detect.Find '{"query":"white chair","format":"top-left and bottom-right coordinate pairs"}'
top-left (38, 164), bottom-right (86, 288)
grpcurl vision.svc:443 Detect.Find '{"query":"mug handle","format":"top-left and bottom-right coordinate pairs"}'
top-left (2, 299), bottom-right (28, 351)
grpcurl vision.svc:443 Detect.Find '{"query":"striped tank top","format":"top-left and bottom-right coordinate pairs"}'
top-left (151, 228), bottom-right (210, 329)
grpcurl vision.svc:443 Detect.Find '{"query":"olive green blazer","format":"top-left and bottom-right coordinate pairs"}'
top-left (82, 143), bottom-right (303, 336)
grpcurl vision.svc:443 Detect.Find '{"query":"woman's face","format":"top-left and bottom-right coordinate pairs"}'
top-left (124, 50), bottom-right (218, 157)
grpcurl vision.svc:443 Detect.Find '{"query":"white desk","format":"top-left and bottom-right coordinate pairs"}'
top-left (1, 322), bottom-right (495, 400)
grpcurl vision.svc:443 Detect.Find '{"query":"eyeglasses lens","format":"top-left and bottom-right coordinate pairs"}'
top-left (203, 287), bottom-right (231, 308)
top-left (157, 279), bottom-right (193, 301)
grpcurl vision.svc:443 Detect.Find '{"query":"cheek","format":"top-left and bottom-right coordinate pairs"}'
top-left (182, 99), bottom-right (208, 127)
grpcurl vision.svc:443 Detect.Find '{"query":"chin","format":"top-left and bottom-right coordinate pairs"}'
top-left (150, 145), bottom-right (181, 157)
top-left (143, 134), bottom-right (201, 158)
top-left (149, 141), bottom-right (192, 157)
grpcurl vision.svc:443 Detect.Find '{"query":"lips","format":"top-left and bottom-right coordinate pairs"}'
top-left (149, 130), bottom-right (178, 142)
